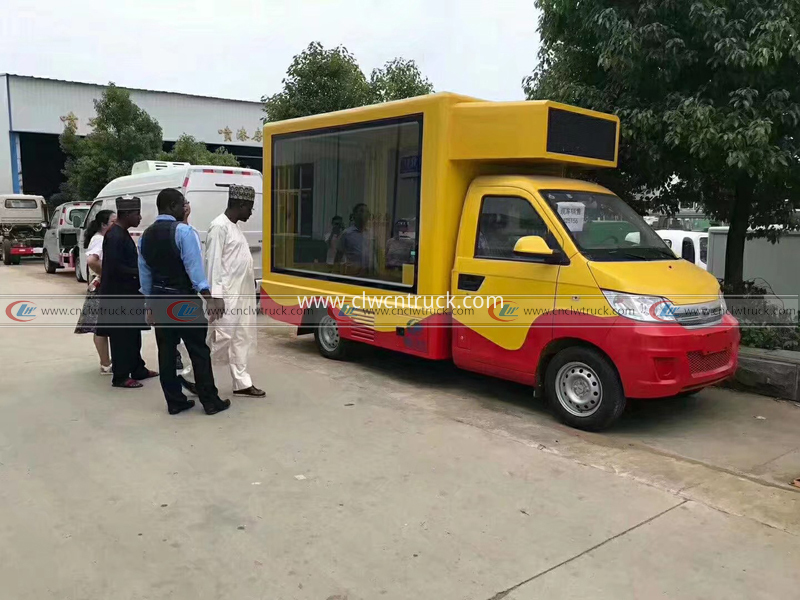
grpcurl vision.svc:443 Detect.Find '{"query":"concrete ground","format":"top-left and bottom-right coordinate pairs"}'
top-left (1, 260), bottom-right (799, 600)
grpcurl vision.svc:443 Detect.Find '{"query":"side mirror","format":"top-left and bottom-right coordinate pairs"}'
top-left (40, 222), bottom-right (49, 229)
top-left (513, 235), bottom-right (554, 256)
top-left (513, 235), bottom-right (565, 265)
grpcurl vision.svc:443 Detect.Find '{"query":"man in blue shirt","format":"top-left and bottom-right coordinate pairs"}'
top-left (138, 188), bottom-right (230, 416)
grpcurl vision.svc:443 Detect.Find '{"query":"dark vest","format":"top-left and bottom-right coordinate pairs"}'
top-left (140, 219), bottom-right (194, 294)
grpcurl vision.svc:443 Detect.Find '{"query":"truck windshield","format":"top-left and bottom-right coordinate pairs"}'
top-left (541, 190), bottom-right (675, 262)
top-left (5, 199), bottom-right (38, 209)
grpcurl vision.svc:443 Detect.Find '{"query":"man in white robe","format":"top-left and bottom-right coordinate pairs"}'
top-left (205, 184), bottom-right (265, 397)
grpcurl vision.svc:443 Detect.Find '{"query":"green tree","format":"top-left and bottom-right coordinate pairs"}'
top-left (59, 83), bottom-right (163, 201)
top-left (160, 134), bottom-right (239, 167)
top-left (370, 58), bottom-right (434, 103)
top-left (262, 42), bottom-right (435, 122)
top-left (262, 42), bottom-right (371, 122)
top-left (526, 1), bottom-right (800, 288)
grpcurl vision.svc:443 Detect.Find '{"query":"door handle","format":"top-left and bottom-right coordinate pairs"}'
top-left (458, 273), bottom-right (485, 292)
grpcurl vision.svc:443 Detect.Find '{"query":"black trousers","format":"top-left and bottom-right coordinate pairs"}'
top-left (155, 322), bottom-right (221, 410)
top-left (109, 329), bottom-right (147, 385)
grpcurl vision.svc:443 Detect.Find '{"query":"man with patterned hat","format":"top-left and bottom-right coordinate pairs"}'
top-left (96, 195), bottom-right (158, 389)
top-left (205, 184), bottom-right (265, 398)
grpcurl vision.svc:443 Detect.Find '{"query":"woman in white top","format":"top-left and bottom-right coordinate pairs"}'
top-left (74, 210), bottom-right (116, 374)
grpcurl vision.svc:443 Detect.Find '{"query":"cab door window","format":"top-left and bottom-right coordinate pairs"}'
top-left (681, 237), bottom-right (696, 263)
top-left (475, 196), bottom-right (551, 260)
top-left (83, 203), bottom-right (102, 231)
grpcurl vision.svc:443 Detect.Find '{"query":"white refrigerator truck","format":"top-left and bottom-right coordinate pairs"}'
top-left (77, 162), bottom-right (263, 286)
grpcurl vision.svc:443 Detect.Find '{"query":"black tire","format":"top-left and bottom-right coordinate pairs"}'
top-left (74, 250), bottom-right (86, 282)
top-left (544, 346), bottom-right (626, 431)
top-left (314, 314), bottom-right (350, 360)
top-left (2, 239), bottom-right (11, 265)
top-left (43, 249), bottom-right (58, 274)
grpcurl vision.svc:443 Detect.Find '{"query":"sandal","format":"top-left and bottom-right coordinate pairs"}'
top-left (113, 378), bottom-right (143, 389)
top-left (133, 369), bottom-right (159, 381)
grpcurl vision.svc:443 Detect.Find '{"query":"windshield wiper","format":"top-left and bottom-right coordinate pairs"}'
top-left (649, 247), bottom-right (678, 259)
top-left (602, 249), bottom-right (654, 261)
top-left (602, 247), bottom-right (676, 261)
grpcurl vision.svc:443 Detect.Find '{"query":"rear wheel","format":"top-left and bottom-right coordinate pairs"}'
top-left (74, 250), bottom-right (86, 282)
top-left (545, 346), bottom-right (626, 431)
top-left (43, 249), bottom-right (58, 274)
top-left (314, 314), bottom-right (350, 360)
top-left (2, 239), bottom-right (11, 265)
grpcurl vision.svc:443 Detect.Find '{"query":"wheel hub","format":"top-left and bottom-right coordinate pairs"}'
top-left (319, 316), bottom-right (340, 352)
top-left (556, 361), bottom-right (603, 417)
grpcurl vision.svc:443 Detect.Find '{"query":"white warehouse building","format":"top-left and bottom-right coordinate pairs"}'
top-left (0, 74), bottom-right (265, 199)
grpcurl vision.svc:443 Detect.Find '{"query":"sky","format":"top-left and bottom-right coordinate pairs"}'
top-left (1, 0), bottom-right (541, 103)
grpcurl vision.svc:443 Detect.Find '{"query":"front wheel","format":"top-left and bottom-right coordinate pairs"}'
top-left (544, 346), bottom-right (626, 431)
top-left (314, 314), bottom-right (350, 360)
top-left (2, 239), bottom-right (11, 265)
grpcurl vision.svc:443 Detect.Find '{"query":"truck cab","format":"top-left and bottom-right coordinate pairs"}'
top-left (259, 93), bottom-right (739, 431)
top-left (0, 194), bottom-right (47, 265)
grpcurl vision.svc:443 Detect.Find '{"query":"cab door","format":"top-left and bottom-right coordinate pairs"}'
top-left (77, 201), bottom-right (103, 280)
top-left (451, 185), bottom-right (566, 384)
top-left (43, 209), bottom-right (60, 258)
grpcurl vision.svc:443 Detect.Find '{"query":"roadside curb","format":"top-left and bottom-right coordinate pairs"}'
top-left (731, 347), bottom-right (800, 403)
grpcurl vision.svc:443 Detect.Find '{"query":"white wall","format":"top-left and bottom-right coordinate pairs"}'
top-left (0, 75), bottom-right (14, 193)
top-left (708, 226), bottom-right (800, 296)
top-left (6, 75), bottom-right (263, 146)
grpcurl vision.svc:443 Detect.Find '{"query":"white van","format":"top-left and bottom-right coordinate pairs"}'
top-left (76, 162), bottom-right (263, 285)
top-left (42, 201), bottom-right (93, 275)
top-left (656, 230), bottom-right (708, 270)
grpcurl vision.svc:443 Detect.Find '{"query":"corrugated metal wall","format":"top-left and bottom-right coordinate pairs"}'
top-left (0, 75), bottom-right (15, 193)
top-left (7, 75), bottom-right (263, 146)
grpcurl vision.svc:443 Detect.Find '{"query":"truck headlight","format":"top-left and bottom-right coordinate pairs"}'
top-left (602, 290), bottom-right (677, 323)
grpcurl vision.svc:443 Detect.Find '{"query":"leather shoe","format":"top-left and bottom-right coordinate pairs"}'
top-left (233, 386), bottom-right (266, 398)
top-left (180, 376), bottom-right (198, 396)
top-left (168, 399), bottom-right (195, 415)
top-left (204, 399), bottom-right (231, 415)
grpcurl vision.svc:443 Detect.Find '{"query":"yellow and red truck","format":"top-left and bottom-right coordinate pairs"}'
top-left (259, 93), bottom-right (739, 430)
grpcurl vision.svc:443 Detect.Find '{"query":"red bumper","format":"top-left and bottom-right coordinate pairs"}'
top-left (11, 247), bottom-right (36, 255)
top-left (606, 314), bottom-right (740, 398)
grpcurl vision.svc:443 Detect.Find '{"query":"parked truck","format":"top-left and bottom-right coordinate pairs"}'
top-left (259, 93), bottom-right (739, 431)
top-left (0, 194), bottom-right (47, 265)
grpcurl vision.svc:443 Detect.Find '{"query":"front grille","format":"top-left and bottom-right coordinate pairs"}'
top-left (673, 300), bottom-right (725, 328)
top-left (688, 349), bottom-right (731, 374)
